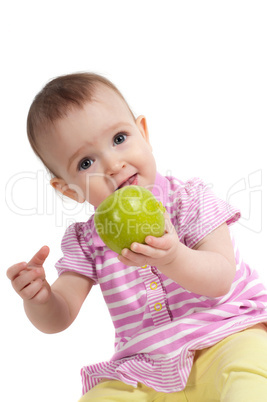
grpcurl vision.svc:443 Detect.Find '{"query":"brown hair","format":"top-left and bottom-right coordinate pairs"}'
top-left (27, 72), bottom-right (135, 172)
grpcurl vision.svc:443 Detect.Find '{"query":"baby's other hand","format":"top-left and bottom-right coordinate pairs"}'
top-left (118, 213), bottom-right (180, 270)
top-left (7, 246), bottom-right (51, 304)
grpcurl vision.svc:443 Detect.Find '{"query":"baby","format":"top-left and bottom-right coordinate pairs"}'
top-left (7, 73), bottom-right (267, 401)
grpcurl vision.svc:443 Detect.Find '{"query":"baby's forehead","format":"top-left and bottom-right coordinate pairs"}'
top-left (82, 84), bottom-right (134, 119)
top-left (53, 86), bottom-right (133, 131)
top-left (92, 84), bottom-right (125, 104)
top-left (49, 85), bottom-right (126, 126)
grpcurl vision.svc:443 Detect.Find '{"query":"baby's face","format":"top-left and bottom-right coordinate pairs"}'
top-left (44, 85), bottom-right (157, 207)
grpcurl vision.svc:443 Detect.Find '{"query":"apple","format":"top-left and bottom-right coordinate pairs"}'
top-left (94, 185), bottom-right (166, 254)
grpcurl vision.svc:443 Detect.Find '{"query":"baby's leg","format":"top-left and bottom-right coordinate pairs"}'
top-left (185, 323), bottom-right (267, 402)
top-left (219, 323), bottom-right (267, 402)
top-left (78, 380), bottom-right (148, 401)
top-left (78, 379), bottom-right (187, 401)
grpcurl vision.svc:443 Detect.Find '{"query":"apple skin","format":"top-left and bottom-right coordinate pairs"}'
top-left (94, 185), bottom-right (166, 254)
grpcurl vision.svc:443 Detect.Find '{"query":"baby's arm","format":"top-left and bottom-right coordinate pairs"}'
top-left (7, 246), bottom-right (93, 333)
top-left (118, 217), bottom-right (236, 298)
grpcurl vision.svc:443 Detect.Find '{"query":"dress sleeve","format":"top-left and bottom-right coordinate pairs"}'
top-left (175, 178), bottom-right (241, 249)
top-left (55, 222), bottom-right (98, 284)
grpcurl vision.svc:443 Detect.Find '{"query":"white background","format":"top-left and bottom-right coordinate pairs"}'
top-left (1, 1), bottom-right (267, 400)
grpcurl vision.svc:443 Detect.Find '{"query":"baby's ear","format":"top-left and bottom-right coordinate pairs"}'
top-left (50, 178), bottom-right (85, 203)
top-left (135, 115), bottom-right (152, 149)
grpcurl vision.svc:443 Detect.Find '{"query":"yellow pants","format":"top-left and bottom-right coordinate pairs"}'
top-left (79, 323), bottom-right (267, 402)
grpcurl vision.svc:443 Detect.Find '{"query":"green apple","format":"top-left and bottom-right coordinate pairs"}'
top-left (94, 185), bottom-right (166, 254)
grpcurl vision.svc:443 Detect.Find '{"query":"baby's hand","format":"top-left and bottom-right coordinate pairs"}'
top-left (7, 246), bottom-right (51, 305)
top-left (118, 213), bottom-right (180, 270)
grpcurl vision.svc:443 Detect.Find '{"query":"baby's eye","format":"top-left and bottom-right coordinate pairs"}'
top-left (114, 133), bottom-right (127, 145)
top-left (78, 158), bottom-right (93, 171)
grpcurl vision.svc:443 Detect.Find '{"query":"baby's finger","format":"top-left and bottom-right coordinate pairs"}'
top-left (128, 242), bottom-right (166, 261)
top-left (30, 285), bottom-right (50, 305)
top-left (130, 242), bottom-right (152, 254)
top-left (145, 233), bottom-right (172, 250)
top-left (28, 246), bottom-right (50, 268)
top-left (6, 262), bottom-right (28, 281)
top-left (117, 253), bottom-right (139, 267)
top-left (20, 278), bottom-right (45, 301)
top-left (119, 248), bottom-right (149, 267)
top-left (12, 268), bottom-right (43, 293)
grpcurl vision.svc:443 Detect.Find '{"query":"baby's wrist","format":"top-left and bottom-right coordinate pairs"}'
top-left (157, 241), bottom-right (185, 277)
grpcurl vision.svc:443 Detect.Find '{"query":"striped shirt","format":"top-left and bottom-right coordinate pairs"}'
top-left (55, 172), bottom-right (267, 394)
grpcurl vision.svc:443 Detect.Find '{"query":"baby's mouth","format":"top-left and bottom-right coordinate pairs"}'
top-left (117, 174), bottom-right (138, 190)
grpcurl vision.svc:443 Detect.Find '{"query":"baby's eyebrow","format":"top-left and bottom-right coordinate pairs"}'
top-left (107, 122), bottom-right (133, 131)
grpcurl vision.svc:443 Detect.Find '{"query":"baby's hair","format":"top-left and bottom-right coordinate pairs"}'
top-left (27, 72), bottom-right (135, 173)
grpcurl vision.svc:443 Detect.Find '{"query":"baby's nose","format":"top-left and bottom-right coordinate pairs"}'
top-left (104, 156), bottom-right (126, 175)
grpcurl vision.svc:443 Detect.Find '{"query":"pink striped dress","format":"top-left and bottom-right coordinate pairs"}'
top-left (55, 172), bottom-right (267, 394)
